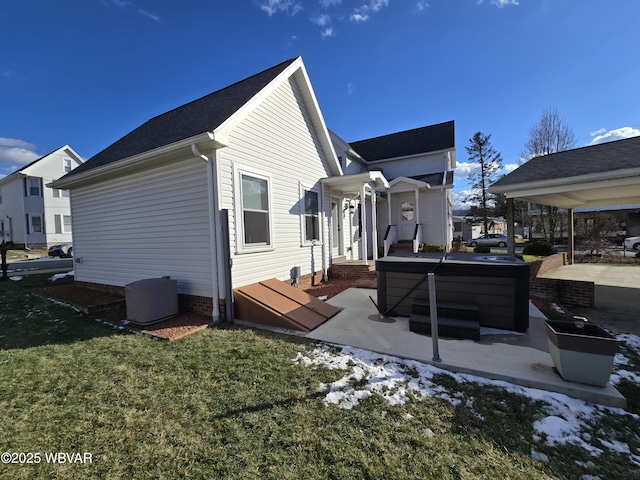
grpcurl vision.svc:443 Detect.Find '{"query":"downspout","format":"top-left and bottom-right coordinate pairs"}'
top-left (192, 144), bottom-right (220, 322)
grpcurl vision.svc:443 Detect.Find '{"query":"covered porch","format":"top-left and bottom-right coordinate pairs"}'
top-left (321, 171), bottom-right (389, 267)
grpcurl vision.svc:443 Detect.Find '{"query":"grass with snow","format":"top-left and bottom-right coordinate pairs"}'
top-left (1, 273), bottom-right (639, 479)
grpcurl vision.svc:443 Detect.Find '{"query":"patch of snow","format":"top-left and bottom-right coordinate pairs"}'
top-left (531, 449), bottom-right (548, 463)
top-left (294, 342), bottom-right (640, 463)
top-left (51, 270), bottom-right (74, 281)
top-left (551, 302), bottom-right (565, 313)
top-left (317, 295), bottom-right (328, 301)
top-left (9, 276), bottom-right (22, 281)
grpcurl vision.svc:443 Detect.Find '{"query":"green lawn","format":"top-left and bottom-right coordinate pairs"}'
top-left (1, 274), bottom-right (639, 479)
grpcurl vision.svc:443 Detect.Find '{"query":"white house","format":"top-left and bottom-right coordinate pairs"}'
top-left (0, 145), bottom-right (83, 248)
top-left (51, 57), bottom-right (455, 322)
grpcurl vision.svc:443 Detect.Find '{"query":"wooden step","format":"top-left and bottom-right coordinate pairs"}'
top-left (409, 314), bottom-right (481, 341)
top-left (412, 299), bottom-right (479, 321)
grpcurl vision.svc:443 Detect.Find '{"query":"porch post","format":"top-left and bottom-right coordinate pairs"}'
top-left (414, 188), bottom-right (420, 225)
top-left (506, 197), bottom-right (515, 256)
top-left (387, 191), bottom-right (392, 228)
top-left (371, 184), bottom-right (378, 261)
top-left (568, 208), bottom-right (575, 265)
top-left (361, 184), bottom-right (368, 265)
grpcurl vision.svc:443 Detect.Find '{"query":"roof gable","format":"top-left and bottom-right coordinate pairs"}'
top-left (66, 58), bottom-right (298, 179)
top-left (350, 120), bottom-right (455, 162)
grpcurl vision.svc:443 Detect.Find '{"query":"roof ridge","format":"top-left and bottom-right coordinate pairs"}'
top-left (350, 120), bottom-right (454, 144)
top-left (145, 57), bottom-right (298, 124)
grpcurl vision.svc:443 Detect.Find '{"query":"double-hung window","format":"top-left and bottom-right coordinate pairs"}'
top-left (240, 172), bottom-right (271, 249)
top-left (26, 214), bottom-right (43, 234)
top-left (303, 189), bottom-right (320, 243)
top-left (26, 178), bottom-right (41, 196)
top-left (63, 158), bottom-right (72, 173)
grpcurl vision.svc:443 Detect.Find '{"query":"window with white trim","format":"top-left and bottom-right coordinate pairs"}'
top-left (28, 214), bottom-right (43, 234)
top-left (303, 189), bottom-right (320, 243)
top-left (54, 214), bottom-right (73, 233)
top-left (29, 178), bottom-right (41, 196)
top-left (63, 158), bottom-right (72, 173)
top-left (240, 173), bottom-right (271, 248)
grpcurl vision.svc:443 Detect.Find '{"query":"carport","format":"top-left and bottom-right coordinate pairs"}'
top-left (489, 136), bottom-right (640, 262)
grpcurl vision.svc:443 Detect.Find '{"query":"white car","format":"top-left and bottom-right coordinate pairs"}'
top-left (624, 236), bottom-right (640, 251)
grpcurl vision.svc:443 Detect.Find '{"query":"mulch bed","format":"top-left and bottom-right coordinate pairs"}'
top-left (31, 274), bottom-right (377, 341)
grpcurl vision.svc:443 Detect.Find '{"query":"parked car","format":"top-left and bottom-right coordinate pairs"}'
top-left (467, 234), bottom-right (508, 248)
top-left (48, 243), bottom-right (73, 258)
top-left (624, 236), bottom-right (640, 251)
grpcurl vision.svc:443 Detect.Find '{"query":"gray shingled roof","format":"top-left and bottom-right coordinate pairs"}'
top-left (410, 171), bottom-right (454, 187)
top-left (492, 135), bottom-right (640, 188)
top-left (65, 58), bottom-right (297, 179)
top-left (350, 121), bottom-right (454, 162)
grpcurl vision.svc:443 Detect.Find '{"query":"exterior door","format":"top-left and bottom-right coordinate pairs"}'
top-left (399, 200), bottom-right (415, 240)
top-left (331, 199), bottom-right (344, 256)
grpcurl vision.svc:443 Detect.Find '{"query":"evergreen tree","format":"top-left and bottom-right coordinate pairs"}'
top-left (464, 132), bottom-right (503, 236)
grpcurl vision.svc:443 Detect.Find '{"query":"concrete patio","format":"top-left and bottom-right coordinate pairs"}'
top-left (305, 287), bottom-right (627, 408)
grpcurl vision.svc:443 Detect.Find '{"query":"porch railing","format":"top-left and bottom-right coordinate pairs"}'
top-left (383, 225), bottom-right (397, 256)
top-left (413, 223), bottom-right (423, 253)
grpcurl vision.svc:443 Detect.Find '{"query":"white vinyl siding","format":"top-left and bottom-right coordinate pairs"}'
top-left (219, 77), bottom-right (333, 288)
top-left (367, 152), bottom-right (449, 179)
top-left (70, 157), bottom-right (213, 297)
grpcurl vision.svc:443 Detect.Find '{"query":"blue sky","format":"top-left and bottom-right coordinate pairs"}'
top-left (2, 0), bottom-right (639, 205)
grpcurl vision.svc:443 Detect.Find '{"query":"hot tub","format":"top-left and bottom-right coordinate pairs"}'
top-left (376, 252), bottom-right (530, 332)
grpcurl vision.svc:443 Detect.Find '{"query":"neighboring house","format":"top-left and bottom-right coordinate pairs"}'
top-left (452, 215), bottom-right (507, 241)
top-left (51, 57), bottom-right (455, 321)
top-left (0, 145), bottom-right (83, 248)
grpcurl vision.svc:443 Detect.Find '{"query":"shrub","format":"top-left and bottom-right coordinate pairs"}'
top-left (522, 241), bottom-right (557, 256)
top-left (473, 244), bottom-right (491, 254)
top-left (636, 251), bottom-right (640, 259)
top-left (422, 244), bottom-right (445, 253)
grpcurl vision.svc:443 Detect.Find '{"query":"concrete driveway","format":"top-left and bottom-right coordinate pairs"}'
top-left (538, 264), bottom-right (640, 334)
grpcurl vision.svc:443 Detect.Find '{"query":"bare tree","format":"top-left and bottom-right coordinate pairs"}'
top-left (522, 108), bottom-right (576, 244)
top-left (465, 132), bottom-right (503, 237)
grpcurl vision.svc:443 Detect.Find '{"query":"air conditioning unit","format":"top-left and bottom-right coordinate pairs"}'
top-left (125, 277), bottom-right (178, 326)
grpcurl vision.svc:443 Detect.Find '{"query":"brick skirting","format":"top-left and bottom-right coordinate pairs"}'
top-left (528, 253), bottom-right (595, 308)
top-left (329, 263), bottom-right (375, 280)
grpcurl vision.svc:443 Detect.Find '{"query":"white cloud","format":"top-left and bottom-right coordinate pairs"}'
top-left (0, 138), bottom-right (40, 172)
top-left (321, 27), bottom-right (336, 38)
top-left (260, 0), bottom-right (303, 16)
top-left (138, 9), bottom-right (160, 22)
top-left (347, 82), bottom-right (355, 95)
top-left (312, 13), bottom-right (331, 27)
top-left (589, 126), bottom-right (640, 145)
top-left (350, 0), bottom-right (389, 22)
top-left (503, 163), bottom-right (519, 172)
top-left (320, 0), bottom-right (341, 7)
top-left (312, 14), bottom-right (335, 37)
top-left (455, 161), bottom-right (480, 176)
top-left (476, 0), bottom-right (519, 6)
top-left (416, 1), bottom-right (430, 12)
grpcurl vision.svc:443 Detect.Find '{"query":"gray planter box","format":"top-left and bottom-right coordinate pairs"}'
top-left (545, 320), bottom-right (620, 387)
